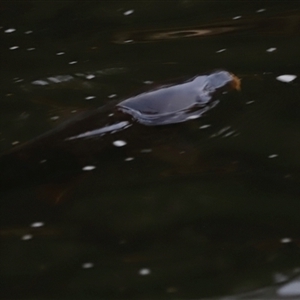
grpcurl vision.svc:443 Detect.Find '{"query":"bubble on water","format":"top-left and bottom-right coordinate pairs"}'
top-left (266, 47), bottom-right (276, 52)
top-left (232, 16), bottom-right (242, 20)
top-left (85, 96), bottom-right (96, 100)
top-left (69, 61), bottom-right (77, 65)
top-left (30, 222), bottom-right (44, 228)
top-left (25, 30), bottom-right (33, 34)
top-left (21, 234), bottom-right (33, 241)
top-left (216, 49), bottom-right (226, 53)
top-left (108, 94), bottom-right (117, 98)
top-left (5, 28), bottom-right (16, 33)
top-left (138, 268), bottom-right (151, 276)
top-left (276, 75), bottom-right (297, 83)
top-left (256, 8), bottom-right (266, 13)
top-left (123, 39), bottom-right (134, 44)
top-left (268, 154), bottom-right (278, 158)
top-left (56, 52), bottom-right (65, 55)
top-left (82, 262), bottom-right (94, 269)
top-left (123, 9), bottom-right (134, 16)
top-left (9, 46), bottom-right (19, 50)
top-left (82, 165), bottom-right (96, 171)
top-left (113, 140), bottom-right (127, 147)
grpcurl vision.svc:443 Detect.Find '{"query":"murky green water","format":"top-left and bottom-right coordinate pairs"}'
top-left (1, 1), bottom-right (300, 299)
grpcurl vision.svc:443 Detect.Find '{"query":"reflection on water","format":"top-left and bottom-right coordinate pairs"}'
top-left (0, 1), bottom-right (300, 299)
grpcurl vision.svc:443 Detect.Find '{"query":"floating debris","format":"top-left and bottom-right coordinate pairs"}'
top-left (266, 47), bottom-right (276, 52)
top-left (21, 234), bottom-right (33, 241)
top-left (125, 157), bottom-right (134, 161)
top-left (216, 49), bottom-right (226, 53)
top-left (246, 100), bottom-right (255, 105)
top-left (113, 140), bottom-right (127, 147)
top-left (5, 28), bottom-right (16, 33)
top-left (69, 61), bottom-right (77, 65)
top-left (232, 16), bottom-right (242, 20)
top-left (256, 8), bottom-right (266, 13)
top-left (9, 46), bottom-right (19, 50)
top-left (85, 96), bottom-right (96, 100)
top-left (281, 237), bottom-right (292, 243)
top-left (30, 222), bottom-right (44, 228)
top-left (268, 154), bottom-right (278, 158)
top-left (25, 30), bottom-right (33, 34)
top-left (56, 52), bottom-right (65, 55)
top-left (138, 268), bottom-right (151, 276)
top-left (276, 74), bottom-right (297, 83)
top-left (108, 94), bottom-right (117, 99)
top-left (199, 124), bottom-right (211, 129)
top-left (123, 9), bottom-right (134, 16)
top-left (82, 165), bottom-right (96, 171)
top-left (32, 80), bottom-right (48, 86)
top-left (82, 262), bottom-right (94, 269)
top-left (86, 74), bottom-right (95, 80)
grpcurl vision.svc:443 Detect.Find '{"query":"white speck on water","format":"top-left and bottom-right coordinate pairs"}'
top-left (266, 47), bottom-right (277, 52)
top-left (85, 96), bottom-right (96, 100)
top-left (69, 61), bottom-right (77, 65)
top-left (40, 159), bottom-right (47, 163)
top-left (31, 222), bottom-right (44, 228)
top-left (123, 39), bottom-right (134, 44)
top-left (199, 124), bottom-right (211, 129)
top-left (5, 28), bottom-right (16, 33)
top-left (223, 131), bottom-right (235, 137)
top-left (25, 30), bottom-right (33, 34)
top-left (141, 149), bottom-right (152, 153)
top-left (21, 234), bottom-right (33, 241)
top-left (108, 94), bottom-right (117, 98)
top-left (9, 46), bottom-right (19, 50)
top-left (56, 52), bottom-right (65, 55)
top-left (108, 113), bottom-right (114, 117)
top-left (233, 16), bottom-right (242, 20)
top-left (276, 74), bottom-right (297, 83)
top-left (268, 154), bottom-right (278, 158)
top-left (32, 80), bottom-right (48, 86)
top-left (11, 141), bottom-right (19, 146)
top-left (246, 100), bottom-right (255, 105)
top-left (123, 9), bottom-right (134, 16)
top-left (50, 116), bottom-right (59, 121)
top-left (139, 268), bottom-right (151, 276)
top-left (216, 49), bottom-right (226, 53)
top-left (256, 8), bottom-right (266, 13)
top-left (82, 262), bottom-right (94, 269)
top-left (71, 110), bottom-right (77, 113)
top-left (125, 157), bottom-right (134, 161)
top-left (281, 237), bottom-right (292, 243)
top-left (15, 79), bottom-right (24, 83)
top-left (27, 47), bottom-right (35, 51)
top-left (82, 165), bottom-right (96, 171)
top-left (113, 140), bottom-right (127, 147)
top-left (143, 81), bottom-right (153, 84)
top-left (86, 74), bottom-right (95, 80)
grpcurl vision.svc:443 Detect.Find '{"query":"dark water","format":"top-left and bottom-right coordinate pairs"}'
top-left (1, 1), bottom-right (300, 299)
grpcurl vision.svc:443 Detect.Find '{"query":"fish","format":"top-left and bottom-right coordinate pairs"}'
top-left (0, 70), bottom-right (240, 194)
